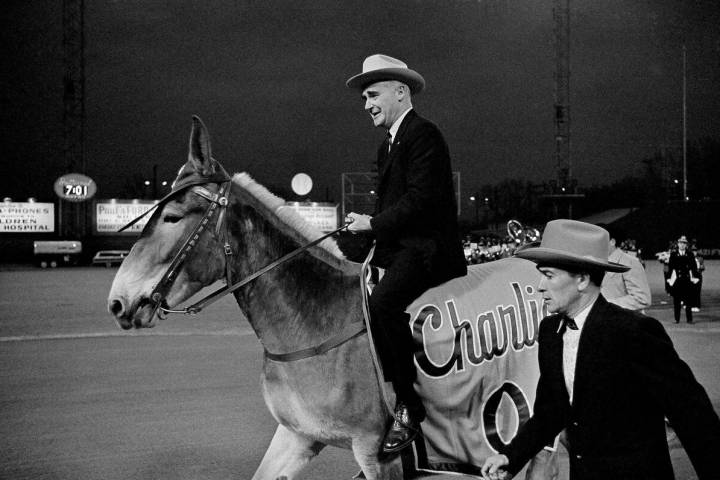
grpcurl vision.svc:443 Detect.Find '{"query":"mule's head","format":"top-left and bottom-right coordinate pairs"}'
top-left (108, 116), bottom-right (231, 329)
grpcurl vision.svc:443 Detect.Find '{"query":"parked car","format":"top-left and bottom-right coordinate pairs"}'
top-left (92, 250), bottom-right (130, 267)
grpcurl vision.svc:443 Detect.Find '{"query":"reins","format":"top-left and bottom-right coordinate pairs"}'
top-left (127, 168), bottom-right (363, 362)
top-left (160, 221), bottom-right (351, 316)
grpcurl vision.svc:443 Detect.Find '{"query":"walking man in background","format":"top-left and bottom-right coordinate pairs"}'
top-left (690, 242), bottom-right (704, 312)
top-left (597, 223), bottom-right (651, 311)
top-left (481, 220), bottom-right (720, 480)
top-left (345, 54), bottom-right (467, 454)
top-left (667, 235), bottom-right (699, 323)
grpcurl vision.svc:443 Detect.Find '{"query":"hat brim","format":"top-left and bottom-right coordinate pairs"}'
top-left (515, 247), bottom-right (630, 273)
top-left (346, 68), bottom-right (425, 94)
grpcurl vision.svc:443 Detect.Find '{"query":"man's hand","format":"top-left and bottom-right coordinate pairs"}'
top-left (481, 454), bottom-right (512, 480)
top-left (346, 212), bottom-right (372, 233)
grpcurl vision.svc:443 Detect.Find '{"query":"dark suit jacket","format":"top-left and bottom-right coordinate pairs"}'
top-left (501, 295), bottom-right (720, 480)
top-left (668, 250), bottom-right (699, 298)
top-left (369, 109), bottom-right (467, 283)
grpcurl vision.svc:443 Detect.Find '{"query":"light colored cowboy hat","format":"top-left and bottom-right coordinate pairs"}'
top-left (515, 219), bottom-right (630, 272)
top-left (346, 54), bottom-right (425, 94)
top-left (677, 235), bottom-right (688, 243)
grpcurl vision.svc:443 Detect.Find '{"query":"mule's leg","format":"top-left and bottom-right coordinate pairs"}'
top-left (251, 425), bottom-right (325, 480)
top-left (351, 438), bottom-right (403, 480)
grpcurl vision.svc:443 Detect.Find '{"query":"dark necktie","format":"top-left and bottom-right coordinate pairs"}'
top-left (386, 132), bottom-right (393, 153)
top-left (558, 315), bottom-right (578, 335)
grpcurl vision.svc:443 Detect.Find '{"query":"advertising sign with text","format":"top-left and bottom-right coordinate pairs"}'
top-left (0, 202), bottom-right (55, 233)
top-left (95, 200), bottom-right (157, 235)
top-left (284, 202), bottom-right (338, 232)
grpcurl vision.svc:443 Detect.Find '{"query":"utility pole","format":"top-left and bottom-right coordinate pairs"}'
top-left (682, 45), bottom-right (688, 202)
top-left (553, 0), bottom-right (570, 192)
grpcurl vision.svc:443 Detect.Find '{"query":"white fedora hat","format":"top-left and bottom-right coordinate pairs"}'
top-left (515, 219), bottom-right (630, 272)
top-left (346, 54), bottom-right (425, 94)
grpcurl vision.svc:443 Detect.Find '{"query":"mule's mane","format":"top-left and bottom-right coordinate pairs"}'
top-left (232, 173), bottom-right (359, 275)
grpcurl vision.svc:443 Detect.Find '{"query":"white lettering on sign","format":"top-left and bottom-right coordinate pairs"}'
top-left (95, 201), bottom-right (158, 234)
top-left (0, 202), bottom-right (55, 233)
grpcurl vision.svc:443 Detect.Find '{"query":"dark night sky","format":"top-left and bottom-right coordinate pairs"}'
top-left (2, 0), bottom-right (719, 220)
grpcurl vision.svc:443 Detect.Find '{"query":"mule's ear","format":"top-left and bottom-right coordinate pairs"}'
top-left (187, 115), bottom-right (215, 176)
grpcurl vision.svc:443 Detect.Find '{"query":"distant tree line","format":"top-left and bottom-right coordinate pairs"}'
top-left (585, 137), bottom-right (720, 209)
top-left (463, 137), bottom-right (720, 232)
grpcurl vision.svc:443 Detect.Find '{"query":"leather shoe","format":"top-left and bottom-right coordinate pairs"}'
top-left (382, 403), bottom-right (421, 454)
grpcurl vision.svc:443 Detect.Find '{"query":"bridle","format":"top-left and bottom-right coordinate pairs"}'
top-left (119, 163), bottom-right (361, 361)
top-left (119, 164), bottom-right (235, 321)
top-left (149, 181), bottom-right (234, 320)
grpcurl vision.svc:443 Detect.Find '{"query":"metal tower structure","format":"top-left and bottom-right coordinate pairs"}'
top-left (341, 172), bottom-right (462, 220)
top-left (63, 0), bottom-right (85, 173)
top-left (62, 0), bottom-right (86, 236)
top-left (553, 0), bottom-right (570, 191)
top-left (341, 172), bottom-right (378, 220)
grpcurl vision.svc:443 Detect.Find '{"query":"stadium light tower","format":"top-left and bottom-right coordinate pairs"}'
top-left (63, 0), bottom-right (85, 175)
top-left (62, 0), bottom-right (86, 237)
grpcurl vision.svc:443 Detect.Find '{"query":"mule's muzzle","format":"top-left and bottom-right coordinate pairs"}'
top-left (108, 295), bottom-right (158, 329)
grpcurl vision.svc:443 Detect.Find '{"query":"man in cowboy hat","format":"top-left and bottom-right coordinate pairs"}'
top-left (482, 219), bottom-right (720, 480)
top-left (345, 54), bottom-right (467, 454)
top-left (667, 234), bottom-right (699, 323)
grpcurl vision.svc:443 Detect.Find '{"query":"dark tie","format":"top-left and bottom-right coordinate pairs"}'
top-left (558, 315), bottom-right (578, 335)
top-left (387, 131), bottom-right (393, 152)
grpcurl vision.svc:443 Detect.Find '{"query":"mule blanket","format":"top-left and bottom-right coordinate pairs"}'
top-left (405, 257), bottom-right (547, 476)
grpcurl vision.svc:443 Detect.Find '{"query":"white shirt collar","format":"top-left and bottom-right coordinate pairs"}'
top-left (556, 294), bottom-right (598, 334)
top-left (571, 298), bottom-right (595, 331)
top-left (388, 107), bottom-right (412, 143)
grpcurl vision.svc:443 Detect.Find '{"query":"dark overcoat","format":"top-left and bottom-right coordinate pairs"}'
top-left (369, 109), bottom-right (466, 283)
top-left (667, 250), bottom-right (698, 299)
top-left (501, 295), bottom-right (720, 480)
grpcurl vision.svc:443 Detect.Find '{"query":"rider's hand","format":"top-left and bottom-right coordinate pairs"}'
top-left (345, 212), bottom-right (372, 233)
top-left (481, 454), bottom-right (512, 480)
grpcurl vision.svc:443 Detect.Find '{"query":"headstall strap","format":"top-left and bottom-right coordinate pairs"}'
top-left (150, 180), bottom-right (231, 314)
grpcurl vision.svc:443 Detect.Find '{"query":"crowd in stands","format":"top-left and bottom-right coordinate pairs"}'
top-left (462, 236), bottom-right (527, 265)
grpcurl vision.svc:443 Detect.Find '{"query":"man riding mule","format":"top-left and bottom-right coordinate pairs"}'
top-left (107, 116), bottom-right (560, 479)
top-left (346, 54), bottom-right (467, 455)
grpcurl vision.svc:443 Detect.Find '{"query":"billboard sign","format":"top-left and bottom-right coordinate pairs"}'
top-left (0, 202), bottom-right (55, 233)
top-left (54, 173), bottom-right (97, 202)
top-left (284, 202), bottom-right (338, 232)
top-left (94, 200), bottom-right (157, 235)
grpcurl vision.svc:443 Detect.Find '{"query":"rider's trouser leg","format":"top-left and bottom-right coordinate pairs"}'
top-left (369, 247), bottom-right (433, 419)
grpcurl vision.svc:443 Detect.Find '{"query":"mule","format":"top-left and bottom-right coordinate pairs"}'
top-left (108, 117), bottom-right (554, 480)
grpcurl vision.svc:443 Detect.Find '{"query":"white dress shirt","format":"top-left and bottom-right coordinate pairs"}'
top-left (387, 107), bottom-right (412, 146)
top-left (562, 298), bottom-right (597, 403)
